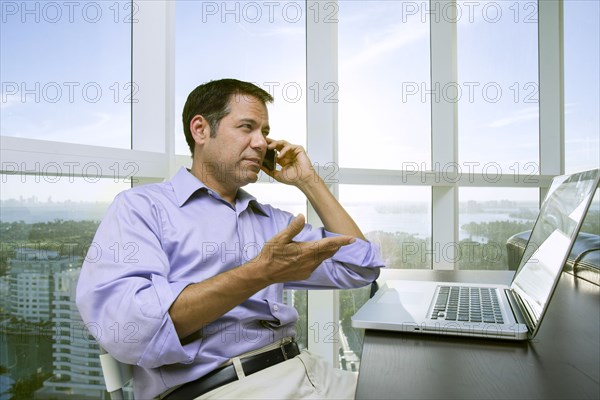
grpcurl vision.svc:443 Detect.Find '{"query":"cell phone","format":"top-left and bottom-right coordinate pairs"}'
top-left (262, 148), bottom-right (277, 171)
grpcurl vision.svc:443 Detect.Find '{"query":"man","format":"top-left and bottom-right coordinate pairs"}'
top-left (76, 79), bottom-right (384, 399)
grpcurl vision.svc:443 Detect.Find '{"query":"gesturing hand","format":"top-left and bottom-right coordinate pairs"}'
top-left (256, 214), bottom-right (355, 283)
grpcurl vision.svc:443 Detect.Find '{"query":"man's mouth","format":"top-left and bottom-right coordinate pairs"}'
top-left (244, 158), bottom-right (262, 168)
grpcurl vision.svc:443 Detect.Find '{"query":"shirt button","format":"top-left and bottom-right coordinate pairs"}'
top-left (273, 304), bottom-right (279, 312)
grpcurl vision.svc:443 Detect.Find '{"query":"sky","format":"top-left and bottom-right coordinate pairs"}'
top-left (0, 0), bottom-right (132, 148)
top-left (0, 0), bottom-right (598, 206)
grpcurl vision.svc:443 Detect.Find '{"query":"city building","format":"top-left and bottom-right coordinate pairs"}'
top-left (8, 248), bottom-right (71, 323)
top-left (35, 269), bottom-right (111, 399)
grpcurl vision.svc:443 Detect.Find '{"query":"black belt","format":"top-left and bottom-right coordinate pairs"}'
top-left (164, 340), bottom-right (300, 400)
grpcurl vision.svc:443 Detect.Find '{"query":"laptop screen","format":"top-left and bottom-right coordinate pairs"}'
top-left (510, 169), bottom-right (599, 335)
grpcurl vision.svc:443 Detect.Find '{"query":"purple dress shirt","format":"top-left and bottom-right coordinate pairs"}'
top-left (76, 167), bottom-right (384, 399)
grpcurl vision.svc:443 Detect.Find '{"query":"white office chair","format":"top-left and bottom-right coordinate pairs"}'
top-left (99, 347), bottom-right (134, 400)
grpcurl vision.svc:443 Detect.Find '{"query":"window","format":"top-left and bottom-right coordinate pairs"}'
top-left (457, 0), bottom-right (539, 173)
top-left (338, 1), bottom-right (431, 169)
top-left (340, 185), bottom-right (431, 269)
top-left (1, 0), bottom-right (595, 393)
top-left (0, 1), bottom-right (132, 148)
top-left (337, 184), bottom-right (431, 371)
top-left (458, 187), bottom-right (538, 270)
top-left (175, 1), bottom-right (307, 155)
top-left (564, 0), bottom-right (600, 173)
top-left (0, 176), bottom-right (128, 398)
top-left (1, 3), bottom-right (132, 397)
top-left (581, 190), bottom-right (600, 236)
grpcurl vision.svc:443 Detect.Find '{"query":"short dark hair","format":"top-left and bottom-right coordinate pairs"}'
top-left (182, 79), bottom-right (274, 156)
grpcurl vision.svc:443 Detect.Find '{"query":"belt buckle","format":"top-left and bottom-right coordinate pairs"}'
top-left (282, 339), bottom-right (299, 361)
top-left (281, 343), bottom-right (289, 361)
top-left (280, 340), bottom-right (298, 361)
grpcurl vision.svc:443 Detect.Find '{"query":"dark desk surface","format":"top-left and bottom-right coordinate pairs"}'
top-left (355, 270), bottom-right (600, 400)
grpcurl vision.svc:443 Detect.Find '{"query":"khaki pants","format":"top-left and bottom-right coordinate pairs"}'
top-left (195, 350), bottom-right (357, 399)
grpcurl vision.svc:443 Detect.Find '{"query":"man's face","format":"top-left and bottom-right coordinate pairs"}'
top-left (201, 94), bottom-right (270, 189)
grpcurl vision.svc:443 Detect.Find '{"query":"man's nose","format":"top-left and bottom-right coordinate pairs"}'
top-left (251, 131), bottom-right (268, 150)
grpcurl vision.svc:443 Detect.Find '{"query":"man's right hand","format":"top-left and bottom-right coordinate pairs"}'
top-left (170, 214), bottom-right (355, 339)
top-left (254, 214), bottom-right (356, 284)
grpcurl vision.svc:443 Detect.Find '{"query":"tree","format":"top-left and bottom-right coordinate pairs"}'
top-left (8, 371), bottom-right (52, 400)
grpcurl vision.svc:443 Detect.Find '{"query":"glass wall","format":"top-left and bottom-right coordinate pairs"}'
top-left (1, 1), bottom-right (133, 397)
top-left (564, 0), bottom-right (600, 173)
top-left (340, 185), bottom-right (431, 269)
top-left (337, 184), bottom-right (430, 370)
top-left (338, 0), bottom-right (431, 170)
top-left (0, 0), bottom-right (132, 148)
top-left (175, 0), bottom-right (307, 155)
top-left (1, 0), bottom-right (597, 395)
top-left (458, 187), bottom-right (539, 270)
top-left (457, 0), bottom-right (539, 173)
top-left (0, 176), bottom-right (130, 398)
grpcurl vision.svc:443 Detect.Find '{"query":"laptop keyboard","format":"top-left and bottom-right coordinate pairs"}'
top-left (431, 286), bottom-right (504, 324)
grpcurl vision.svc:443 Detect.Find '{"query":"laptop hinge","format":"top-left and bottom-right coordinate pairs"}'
top-left (505, 289), bottom-right (530, 329)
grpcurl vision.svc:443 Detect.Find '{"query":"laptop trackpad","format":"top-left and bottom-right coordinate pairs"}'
top-left (377, 289), bottom-right (425, 305)
top-left (374, 281), bottom-right (435, 317)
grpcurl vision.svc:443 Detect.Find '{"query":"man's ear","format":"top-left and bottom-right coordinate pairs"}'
top-left (190, 115), bottom-right (210, 145)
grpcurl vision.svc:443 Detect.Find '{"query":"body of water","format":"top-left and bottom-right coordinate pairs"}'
top-left (345, 205), bottom-right (536, 240)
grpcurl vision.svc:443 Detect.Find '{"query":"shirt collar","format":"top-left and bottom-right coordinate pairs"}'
top-left (236, 187), bottom-right (269, 217)
top-left (170, 167), bottom-right (269, 216)
top-left (171, 167), bottom-right (208, 207)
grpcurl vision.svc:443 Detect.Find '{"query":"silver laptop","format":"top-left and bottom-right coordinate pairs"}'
top-left (352, 169), bottom-right (599, 340)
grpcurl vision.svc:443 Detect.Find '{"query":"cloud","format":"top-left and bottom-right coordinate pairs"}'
top-left (343, 23), bottom-right (429, 71)
top-left (41, 111), bottom-right (126, 144)
top-left (486, 107), bottom-right (539, 128)
top-left (0, 93), bottom-right (21, 110)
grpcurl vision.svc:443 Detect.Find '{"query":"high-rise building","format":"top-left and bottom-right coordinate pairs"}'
top-left (35, 268), bottom-right (109, 399)
top-left (7, 248), bottom-right (71, 323)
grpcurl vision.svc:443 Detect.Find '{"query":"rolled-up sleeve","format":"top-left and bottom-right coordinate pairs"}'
top-left (75, 192), bottom-right (197, 368)
top-left (284, 221), bottom-right (385, 290)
